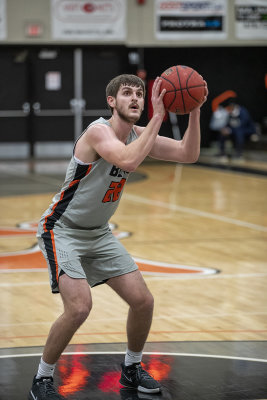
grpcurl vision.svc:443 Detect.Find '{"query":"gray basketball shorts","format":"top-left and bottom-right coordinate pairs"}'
top-left (37, 222), bottom-right (137, 293)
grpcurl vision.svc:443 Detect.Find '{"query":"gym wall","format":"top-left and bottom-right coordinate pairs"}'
top-left (0, 0), bottom-right (266, 157)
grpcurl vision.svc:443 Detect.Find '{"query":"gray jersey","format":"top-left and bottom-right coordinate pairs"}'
top-left (39, 117), bottom-right (138, 231)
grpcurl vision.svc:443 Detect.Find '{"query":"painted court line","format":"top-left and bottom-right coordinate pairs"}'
top-left (145, 272), bottom-right (267, 281)
top-left (0, 281), bottom-right (49, 287)
top-left (1, 328), bottom-right (267, 341)
top-left (125, 194), bottom-right (267, 233)
top-left (1, 310), bottom-right (266, 328)
top-left (0, 351), bottom-right (266, 363)
top-left (0, 269), bottom-right (46, 274)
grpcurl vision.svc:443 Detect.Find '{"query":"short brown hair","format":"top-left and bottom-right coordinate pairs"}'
top-left (106, 74), bottom-right (145, 112)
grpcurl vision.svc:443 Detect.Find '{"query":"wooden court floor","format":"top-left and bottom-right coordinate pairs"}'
top-left (0, 158), bottom-right (267, 399)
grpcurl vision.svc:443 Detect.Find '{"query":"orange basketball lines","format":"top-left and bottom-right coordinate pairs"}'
top-left (0, 221), bottom-right (218, 276)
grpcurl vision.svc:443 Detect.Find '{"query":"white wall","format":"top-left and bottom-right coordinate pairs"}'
top-left (2, 0), bottom-right (267, 46)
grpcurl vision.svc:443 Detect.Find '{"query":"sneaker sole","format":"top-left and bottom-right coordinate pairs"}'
top-left (120, 376), bottom-right (161, 393)
top-left (138, 385), bottom-right (161, 393)
top-left (119, 378), bottom-right (136, 389)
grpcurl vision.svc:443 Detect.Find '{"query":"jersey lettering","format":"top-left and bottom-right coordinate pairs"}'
top-left (109, 165), bottom-right (129, 178)
top-left (102, 178), bottom-right (126, 203)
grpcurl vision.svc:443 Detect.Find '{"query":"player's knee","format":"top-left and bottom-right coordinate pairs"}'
top-left (73, 307), bottom-right (91, 326)
top-left (69, 301), bottom-right (92, 327)
top-left (144, 292), bottom-right (154, 312)
top-left (134, 291), bottom-right (154, 313)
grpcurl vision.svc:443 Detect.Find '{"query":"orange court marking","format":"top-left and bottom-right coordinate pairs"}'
top-left (0, 223), bottom-right (218, 276)
top-left (0, 228), bottom-right (37, 237)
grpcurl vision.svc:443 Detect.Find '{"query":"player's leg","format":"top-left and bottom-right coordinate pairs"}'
top-left (107, 270), bottom-right (161, 393)
top-left (28, 274), bottom-right (92, 400)
top-left (43, 273), bottom-right (92, 363)
top-left (107, 269), bottom-right (153, 352)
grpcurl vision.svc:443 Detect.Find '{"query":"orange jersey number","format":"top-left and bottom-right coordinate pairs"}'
top-left (102, 178), bottom-right (126, 203)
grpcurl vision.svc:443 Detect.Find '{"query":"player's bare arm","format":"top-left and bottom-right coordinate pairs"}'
top-left (148, 82), bottom-right (208, 163)
top-left (75, 77), bottom-right (166, 172)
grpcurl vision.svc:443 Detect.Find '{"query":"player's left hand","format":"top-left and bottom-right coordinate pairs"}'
top-left (201, 80), bottom-right (208, 106)
top-left (191, 80), bottom-right (208, 113)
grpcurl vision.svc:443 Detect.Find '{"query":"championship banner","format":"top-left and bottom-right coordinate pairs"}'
top-left (51, 0), bottom-right (126, 41)
top-left (235, 0), bottom-right (267, 39)
top-left (155, 0), bottom-right (227, 40)
top-left (0, 0), bottom-right (6, 40)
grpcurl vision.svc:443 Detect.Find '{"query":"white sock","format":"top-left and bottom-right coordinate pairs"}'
top-left (124, 348), bottom-right (143, 366)
top-left (36, 357), bottom-right (56, 379)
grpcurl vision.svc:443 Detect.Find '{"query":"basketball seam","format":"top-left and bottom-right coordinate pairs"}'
top-left (176, 66), bottom-right (186, 114)
top-left (186, 70), bottom-right (204, 105)
top-left (165, 85), bottom-right (204, 93)
top-left (187, 92), bottom-right (202, 104)
top-left (161, 76), bottom-right (177, 110)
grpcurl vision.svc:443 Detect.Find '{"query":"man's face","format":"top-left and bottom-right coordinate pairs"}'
top-left (113, 84), bottom-right (144, 123)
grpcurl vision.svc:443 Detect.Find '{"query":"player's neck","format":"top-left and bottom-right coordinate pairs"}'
top-left (109, 116), bottom-right (133, 143)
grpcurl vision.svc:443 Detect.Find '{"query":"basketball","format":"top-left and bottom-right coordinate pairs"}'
top-left (160, 65), bottom-right (206, 115)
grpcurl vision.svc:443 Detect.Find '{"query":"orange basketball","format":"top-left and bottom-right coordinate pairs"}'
top-left (160, 65), bottom-right (206, 114)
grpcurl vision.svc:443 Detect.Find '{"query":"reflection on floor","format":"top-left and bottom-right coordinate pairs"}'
top-left (1, 148), bottom-right (267, 197)
top-left (198, 148), bottom-right (267, 176)
top-left (1, 342), bottom-right (267, 400)
top-left (0, 160), bottom-right (146, 196)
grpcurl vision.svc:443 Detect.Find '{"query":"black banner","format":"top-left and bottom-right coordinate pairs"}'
top-left (159, 16), bottom-right (223, 32)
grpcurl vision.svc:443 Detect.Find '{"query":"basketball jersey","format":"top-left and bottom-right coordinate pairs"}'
top-left (39, 117), bottom-right (138, 230)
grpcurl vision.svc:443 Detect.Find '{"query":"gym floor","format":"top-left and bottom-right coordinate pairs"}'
top-left (0, 150), bottom-right (267, 399)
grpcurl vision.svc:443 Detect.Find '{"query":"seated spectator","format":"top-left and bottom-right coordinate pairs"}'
top-left (210, 98), bottom-right (257, 161)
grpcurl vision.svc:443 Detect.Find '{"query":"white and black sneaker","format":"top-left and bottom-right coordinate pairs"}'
top-left (120, 363), bottom-right (161, 394)
top-left (28, 375), bottom-right (64, 400)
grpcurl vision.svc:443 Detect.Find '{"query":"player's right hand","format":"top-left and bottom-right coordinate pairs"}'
top-left (151, 77), bottom-right (166, 119)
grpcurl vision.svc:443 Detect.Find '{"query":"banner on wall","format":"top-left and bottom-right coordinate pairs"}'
top-left (155, 0), bottom-right (227, 40)
top-left (51, 0), bottom-right (126, 40)
top-left (235, 0), bottom-right (267, 39)
top-left (0, 0), bottom-right (6, 40)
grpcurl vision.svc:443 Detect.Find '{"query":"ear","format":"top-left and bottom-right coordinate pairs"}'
top-left (107, 96), bottom-right (115, 108)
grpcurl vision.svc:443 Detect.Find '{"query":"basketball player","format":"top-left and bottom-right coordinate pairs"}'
top-left (28, 74), bottom-right (208, 399)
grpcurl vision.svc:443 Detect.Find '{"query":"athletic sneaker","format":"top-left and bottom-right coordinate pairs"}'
top-left (120, 363), bottom-right (161, 394)
top-left (28, 375), bottom-right (64, 400)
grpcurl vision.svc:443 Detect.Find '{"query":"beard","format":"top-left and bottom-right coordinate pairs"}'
top-left (115, 105), bottom-right (142, 124)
